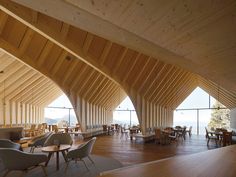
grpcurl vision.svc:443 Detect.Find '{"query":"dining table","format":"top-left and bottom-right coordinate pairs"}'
top-left (42, 144), bottom-right (71, 170)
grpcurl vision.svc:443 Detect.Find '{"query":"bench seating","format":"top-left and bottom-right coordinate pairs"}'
top-left (0, 127), bottom-right (24, 141)
top-left (70, 125), bottom-right (107, 139)
top-left (130, 132), bottom-right (155, 142)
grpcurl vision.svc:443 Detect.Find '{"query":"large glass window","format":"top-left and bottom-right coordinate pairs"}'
top-left (44, 95), bottom-right (77, 126)
top-left (173, 87), bottom-right (228, 135)
top-left (113, 97), bottom-right (139, 127)
top-left (174, 110), bottom-right (197, 134)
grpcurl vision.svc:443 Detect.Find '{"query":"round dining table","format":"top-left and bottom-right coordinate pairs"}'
top-left (42, 144), bottom-right (71, 170)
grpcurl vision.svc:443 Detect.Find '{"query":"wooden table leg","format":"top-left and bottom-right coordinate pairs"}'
top-left (56, 151), bottom-right (59, 170)
top-left (45, 152), bottom-right (53, 166)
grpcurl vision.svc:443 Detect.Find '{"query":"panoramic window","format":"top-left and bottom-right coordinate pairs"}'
top-left (44, 94), bottom-right (77, 127)
top-left (174, 87), bottom-right (229, 135)
top-left (113, 97), bottom-right (139, 127)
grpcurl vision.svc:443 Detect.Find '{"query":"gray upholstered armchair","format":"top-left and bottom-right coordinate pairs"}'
top-left (0, 148), bottom-right (48, 177)
top-left (65, 137), bottom-right (96, 172)
top-left (43, 133), bottom-right (73, 147)
top-left (28, 132), bottom-right (53, 153)
top-left (0, 139), bottom-right (21, 150)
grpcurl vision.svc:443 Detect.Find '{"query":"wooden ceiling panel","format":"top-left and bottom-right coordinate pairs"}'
top-left (132, 58), bottom-right (157, 90)
top-left (103, 43), bottom-right (125, 70)
top-left (83, 73), bottom-right (103, 99)
top-left (125, 54), bottom-right (149, 85)
top-left (148, 66), bottom-right (177, 99)
top-left (38, 13), bottom-right (62, 34)
top-left (86, 76), bottom-right (107, 102)
top-left (0, 54), bottom-right (15, 72)
top-left (64, 61), bottom-right (84, 88)
top-left (8, 76), bottom-right (44, 101)
top-left (1, 15), bottom-right (27, 48)
top-left (87, 35), bottom-right (107, 59)
top-left (66, 26), bottom-right (88, 49)
top-left (56, 56), bottom-right (75, 79)
top-left (155, 69), bottom-right (185, 104)
top-left (139, 62), bottom-right (167, 96)
top-left (43, 45), bottom-right (63, 71)
top-left (25, 33), bottom-right (47, 61)
top-left (115, 49), bottom-right (138, 80)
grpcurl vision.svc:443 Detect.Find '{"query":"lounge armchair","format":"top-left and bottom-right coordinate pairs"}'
top-left (43, 133), bottom-right (73, 147)
top-left (0, 148), bottom-right (47, 177)
top-left (65, 137), bottom-right (96, 172)
top-left (28, 132), bottom-right (53, 153)
top-left (0, 139), bottom-right (21, 150)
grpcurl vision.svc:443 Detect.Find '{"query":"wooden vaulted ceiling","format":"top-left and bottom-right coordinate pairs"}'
top-left (0, 49), bottom-right (62, 107)
top-left (11, 0), bottom-right (236, 92)
top-left (0, 0), bottom-right (235, 113)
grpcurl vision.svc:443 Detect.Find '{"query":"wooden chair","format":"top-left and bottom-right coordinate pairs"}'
top-left (24, 124), bottom-right (36, 137)
top-left (120, 127), bottom-right (129, 139)
top-left (51, 125), bottom-right (60, 133)
top-left (185, 126), bottom-right (192, 137)
top-left (218, 128), bottom-right (227, 145)
top-left (154, 128), bottom-right (162, 144)
top-left (169, 131), bottom-right (178, 145)
top-left (206, 128), bottom-right (218, 146)
top-left (223, 131), bottom-right (232, 146)
top-left (177, 126), bottom-right (186, 140)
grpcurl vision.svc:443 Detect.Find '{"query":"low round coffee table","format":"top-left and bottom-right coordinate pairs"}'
top-left (42, 144), bottom-right (71, 170)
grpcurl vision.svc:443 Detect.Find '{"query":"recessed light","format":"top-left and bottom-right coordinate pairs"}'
top-left (65, 56), bottom-right (72, 61)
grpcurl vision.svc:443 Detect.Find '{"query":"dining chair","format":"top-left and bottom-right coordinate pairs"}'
top-left (223, 131), bottom-right (232, 146)
top-left (169, 131), bottom-right (178, 145)
top-left (206, 128), bottom-right (218, 146)
top-left (185, 126), bottom-right (192, 137)
top-left (120, 127), bottom-right (129, 139)
top-left (154, 128), bottom-right (162, 144)
top-left (177, 126), bottom-right (186, 140)
top-left (24, 124), bottom-right (37, 137)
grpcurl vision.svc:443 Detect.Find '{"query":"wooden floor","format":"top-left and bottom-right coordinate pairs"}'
top-left (74, 133), bottom-right (219, 166)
